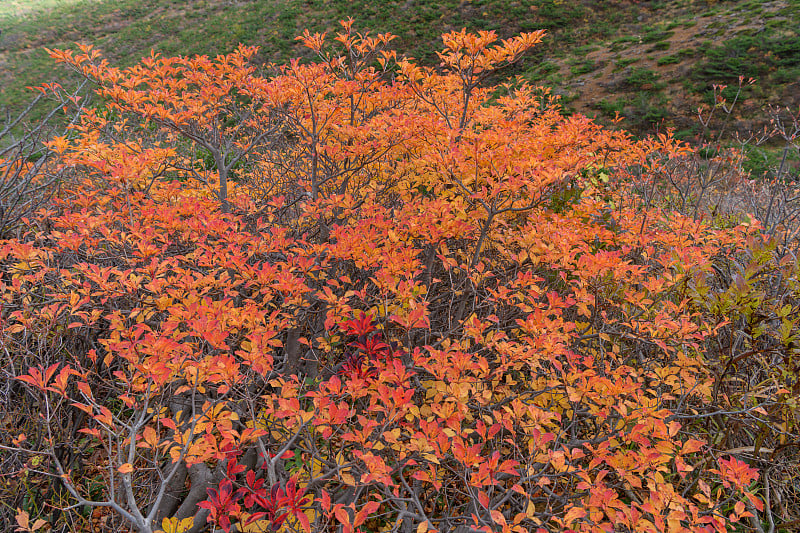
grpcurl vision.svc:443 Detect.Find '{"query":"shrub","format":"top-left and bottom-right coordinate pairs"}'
top-left (3, 22), bottom-right (793, 533)
top-left (625, 66), bottom-right (661, 89)
top-left (596, 97), bottom-right (625, 117)
top-left (0, 82), bottom-right (88, 238)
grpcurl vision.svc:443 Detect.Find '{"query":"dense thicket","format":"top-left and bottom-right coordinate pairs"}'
top-left (2, 22), bottom-right (798, 533)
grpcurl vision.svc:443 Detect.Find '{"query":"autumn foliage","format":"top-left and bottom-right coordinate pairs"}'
top-left (2, 20), bottom-right (798, 533)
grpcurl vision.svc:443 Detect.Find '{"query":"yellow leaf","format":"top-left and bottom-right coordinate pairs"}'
top-left (155, 295), bottom-right (173, 311)
top-left (15, 509), bottom-right (29, 530)
top-left (238, 517), bottom-right (272, 533)
top-left (421, 453), bottom-right (440, 464)
top-left (161, 516), bottom-right (194, 533)
top-left (118, 463), bottom-right (134, 474)
top-left (340, 469), bottom-right (356, 486)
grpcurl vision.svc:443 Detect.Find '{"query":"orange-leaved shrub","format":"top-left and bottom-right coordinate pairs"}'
top-left (2, 20), bottom-right (788, 533)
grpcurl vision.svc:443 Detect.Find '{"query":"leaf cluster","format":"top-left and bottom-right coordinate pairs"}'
top-left (2, 21), bottom-right (796, 533)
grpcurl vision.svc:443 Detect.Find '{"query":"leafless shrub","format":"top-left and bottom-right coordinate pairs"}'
top-left (627, 78), bottom-right (800, 255)
top-left (0, 82), bottom-right (89, 238)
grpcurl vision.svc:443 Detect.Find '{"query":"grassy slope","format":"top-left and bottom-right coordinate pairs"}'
top-left (1, 0), bottom-right (799, 144)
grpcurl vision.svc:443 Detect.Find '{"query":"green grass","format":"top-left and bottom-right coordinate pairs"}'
top-left (0, 0), bottom-right (576, 115)
top-left (641, 28), bottom-right (674, 43)
top-left (613, 57), bottom-right (639, 71)
top-left (0, 0), bottom-right (93, 17)
top-left (625, 67), bottom-right (661, 90)
top-left (657, 48), bottom-right (695, 65)
top-left (570, 59), bottom-right (598, 76)
top-left (1, 0), bottom-right (800, 139)
top-left (648, 41), bottom-right (671, 52)
top-left (693, 34), bottom-right (800, 82)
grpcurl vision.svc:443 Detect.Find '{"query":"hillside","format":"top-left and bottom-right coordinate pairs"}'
top-left (2, 4), bottom-right (800, 533)
top-left (1, 0), bottom-right (799, 146)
